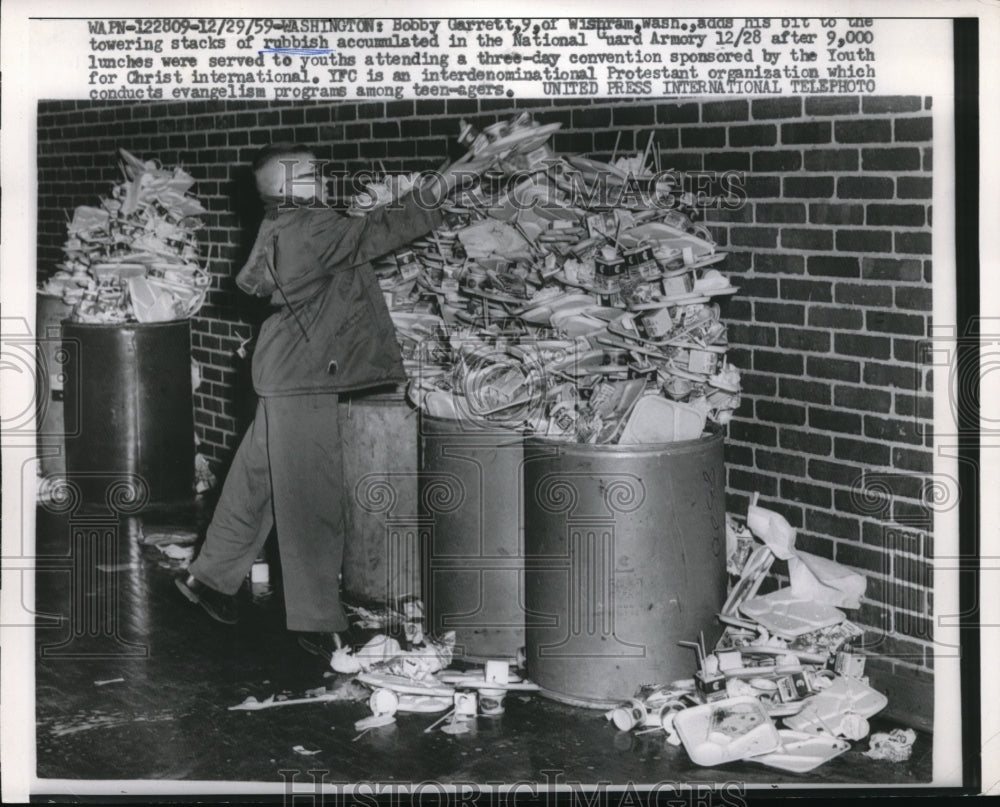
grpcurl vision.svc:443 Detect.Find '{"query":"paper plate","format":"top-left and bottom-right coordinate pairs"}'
top-left (697, 285), bottom-right (739, 297)
top-left (355, 672), bottom-right (454, 698)
top-left (585, 305), bottom-right (627, 322)
top-left (620, 223), bottom-right (715, 256)
top-left (463, 287), bottom-right (528, 306)
top-left (517, 292), bottom-right (594, 325)
top-left (553, 272), bottom-right (600, 294)
top-left (550, 311), bottom-right (609, 337)
top-left (655, 292), bottom-right (712, 306)
top-left (628, 299), bottom-right (678, 312)
top-left (479, 123), bottom-right (562, 158)
top-left (686, 252), bottom-right (729, 269)
top-left (437, 672), bottom-right (539, 691)
top-left (396, 694), bottom-right (453, 713)
top-left (354, 714), bottom-right (396, 731)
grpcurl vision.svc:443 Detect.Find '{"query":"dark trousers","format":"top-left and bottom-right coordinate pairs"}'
top-left (189, 394), bottom-right (347, 632)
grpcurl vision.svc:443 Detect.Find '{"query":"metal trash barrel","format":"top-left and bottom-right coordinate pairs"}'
top-left (523, 428), bottom-right (727, 708)
top-left (63, 320), bottom-right (194, 505)
top-left (36, 294), bottom-right (73, 476)
top-left (419, 413), bottom-right (525, 661)
top-left (339, 389), bottom-right (421, 605)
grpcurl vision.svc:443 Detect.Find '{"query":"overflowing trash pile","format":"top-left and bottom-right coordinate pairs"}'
top-left (603, 496), bottom-right (915, 772)
top-left (225, 498), bottom-right (916, 765)
top-left (363, 113), bottom-right (741, 444)
top-left (40, 148), bottom-right (209, 324)
top-left (229, 596), bottom-right (540, 740)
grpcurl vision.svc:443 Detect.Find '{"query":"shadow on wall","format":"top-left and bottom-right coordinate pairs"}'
top-left (220, 163), bottom-right (269, 451)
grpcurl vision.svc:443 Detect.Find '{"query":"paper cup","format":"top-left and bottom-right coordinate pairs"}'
top-left (479, 688), bottom-right (506, 716)
top-left (611, 699), bottom-right (647, 731)
top-left (369, 688), bottom-right (399, 717)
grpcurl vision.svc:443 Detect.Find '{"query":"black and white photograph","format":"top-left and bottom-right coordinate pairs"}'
top-left (1, 3), bottom-right (994, 802)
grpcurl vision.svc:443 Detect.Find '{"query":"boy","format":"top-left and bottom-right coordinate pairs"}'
top-left (176, 142), bottom-right (486, 660)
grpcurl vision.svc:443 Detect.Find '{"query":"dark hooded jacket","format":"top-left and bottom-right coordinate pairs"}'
top-left (236, 191), bottom-right (442, 396)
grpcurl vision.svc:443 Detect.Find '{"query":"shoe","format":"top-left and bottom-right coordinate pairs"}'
top-left (297, 631), bottom-right (348, 662)
top-left (175, 573), bottom-right (239, 625)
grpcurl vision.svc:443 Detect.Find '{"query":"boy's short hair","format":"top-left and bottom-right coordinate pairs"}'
top-left (251, 143), bottom-right (317, 175)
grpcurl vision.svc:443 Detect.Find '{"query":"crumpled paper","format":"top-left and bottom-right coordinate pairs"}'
top-left (331, 631), bottom-right (455, 679)
top-left (864, 728), bottom-right (917, 762)
top-left (51, 148), bottom-right (208, 324)
top-left (747, 504), bottom-right (867, 609)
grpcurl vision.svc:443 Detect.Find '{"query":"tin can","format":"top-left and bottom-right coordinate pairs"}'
top-left (479, 687), bottom-right (506, 716)
top-left (454, 690), bottom-right (478, 718)
top-left (611, 699), bottom-right (647, 731)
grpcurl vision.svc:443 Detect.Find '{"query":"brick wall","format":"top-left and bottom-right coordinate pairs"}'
top-left (36, 96), bottom-right (934, 695)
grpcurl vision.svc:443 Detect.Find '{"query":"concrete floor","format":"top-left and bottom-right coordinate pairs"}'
top-left (33, 498), bottom-right (932, 792)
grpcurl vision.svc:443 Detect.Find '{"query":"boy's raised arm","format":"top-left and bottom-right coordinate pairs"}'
top-left (311, 152), bottom-right (492, 272)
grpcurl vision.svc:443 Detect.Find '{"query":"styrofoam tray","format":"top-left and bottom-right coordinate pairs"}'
top-left (740, 589), bottom-right (846, 639)
top-left (750, 729), bottom-right (850, 773)
top-left (783, 677), bottom-right (888, 734)
top-left (673, 696), bottom-right (781, 767)
top-left (619, 395), bottom-right (706, 444)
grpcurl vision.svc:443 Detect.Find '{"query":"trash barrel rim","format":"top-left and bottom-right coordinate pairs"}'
top-left (419, 411), bottom-right (526, 440)
top-left (61, 319), bottom-right (192, 331)
top-left (525, 424), bottom-right (724, 455)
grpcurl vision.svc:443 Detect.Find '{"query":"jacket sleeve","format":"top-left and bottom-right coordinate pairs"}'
top-left (310, 189), bottom-right (444, 272)
top-left (234, 218), bottom-right (279, 297)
